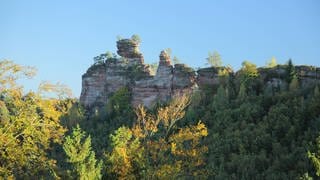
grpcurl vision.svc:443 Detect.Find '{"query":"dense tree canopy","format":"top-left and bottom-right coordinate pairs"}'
top-left (0, 60), bottom-right (69, 178)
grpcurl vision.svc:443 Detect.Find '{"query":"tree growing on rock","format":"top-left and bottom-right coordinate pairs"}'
top-left (173, 56), bottom-right (181, 64)
top-left (286, 59), bottom-right (296, 84)
top-left (266, 57), bottom-right (277, 68)
top-left (131, 34), bottom-right (141, 44)
top-left (206, 51), bottom-right (222, 67)
top-left (164, 48), bottom-right (172, 57)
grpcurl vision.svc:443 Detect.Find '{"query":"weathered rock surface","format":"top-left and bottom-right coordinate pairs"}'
top-left (80, 38), bottom-right (196, 108)
top-left (80, 64), bottom-right (107, 107)
top-left (258, 65), bottom-right (320, 89)
top-left (80, 37), bottom-right (320, 108)
top-left (296, 66), bottom-right (320, 87)
top-left (117, 39), bottom-right (144, 64)
top-left (197, 67), bottom-right (233, 88)
top-left (132, 51), bottom-right (198, 107)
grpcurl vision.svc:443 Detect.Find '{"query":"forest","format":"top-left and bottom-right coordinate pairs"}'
top-left (1, 58), bottom-right (320, 180)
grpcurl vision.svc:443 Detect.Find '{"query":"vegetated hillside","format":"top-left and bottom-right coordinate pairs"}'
top-left (1, 56), bottom-right (320, 179)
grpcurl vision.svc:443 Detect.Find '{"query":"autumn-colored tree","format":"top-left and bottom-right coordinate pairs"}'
top-left (266, 57), bottom-right (277, 68)
top-left (106, 127), bottom-right (144, 179)
top-left (38, 81), bottom-right (73, 99)
top-left (308, 136), bottom-right (320, 177)
top-left (0, 60), bottom-right (36, 91)
top-left (237, 61), bottom-right (260, 96)
top-left (0, 60), bottom-right (67, 178)
top-left (108, 95), bottom-right (208, 179)
top-left (240, 61), bottom-right (259, 80)
top-left (217, 66), bottom-right (232, 86)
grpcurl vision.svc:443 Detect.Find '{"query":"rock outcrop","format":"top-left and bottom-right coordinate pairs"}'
top-left (80, 38), bottom-right (197, 108)
top-left (130, 51), bottom-right (198, 107)
top-left (295, 66), bottom-right (320, 86)
top-left (257, 65), bottom-right (320, 90)
top-left (132, 50), bottom-right (173, 107)
top-left (80, 64), bottom-right (107, 107)
top-left (80, 37), bottom-right (320, 109)
top-left (197, 67), bottom-right (233, 88)
top-left (117, 39), bottom-right (144, 64)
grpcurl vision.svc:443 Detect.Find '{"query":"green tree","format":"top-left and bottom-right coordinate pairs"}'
top-left (207, 51), bottom-right (222, 67)
top-left (116, 35), bottom-right (122, 41)
top-left (300, 173), bottom-right (313, 180)
top-left (212, 85), bottom-right (229, 111)
top-left (105, 87), bottom-right (132, 118)
top-left (286, 59), bottom-right (296, 84)
top-left (237, 82), bottom-right (247, 101)
top-left (131, 34), bottom-right (141, 44)
top-left (60, 101), bottom-right (85, 129)
top-left (63, 125), bottom-right (102, 180)
top-left (173, 56), bottom-right (180, 64)
top-left (149, 62), bottom-right (158, 75)
top-left (105, 51), bottom-right (113, 59)
top-left (289, 75), bottom-right (299, 91)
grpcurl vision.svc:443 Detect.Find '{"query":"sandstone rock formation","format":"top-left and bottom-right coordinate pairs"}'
top-left (80, 37), bottom-right (320, 109)
top-left (117, 38), bottom-right (144, 64)
top-left (131, 51), bottom-right (198, 107)
top-left (80, 38), bottom-right (197, 108)
top-left (295, 66), bottom-right (320, 86)
top-left (80, 64), bottom-right (107, 107)
top-left (197, 67), bottom-right (232, 88)
top-left (257, 65), bottom-right (320, 90)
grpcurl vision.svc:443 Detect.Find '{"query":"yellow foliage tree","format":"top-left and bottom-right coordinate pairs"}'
top-left (240, 60), bottom-right (259, 78)
top-left (266, 57), bottom-right (277, 68)
top-left (108, 94), bottom-right (209, 179)
top-left (0, 60), bottom-right (68, 178)
top-left (0, 60), bottom-right (36, 91)
top-left (107, 127), bottom-right (144, 179)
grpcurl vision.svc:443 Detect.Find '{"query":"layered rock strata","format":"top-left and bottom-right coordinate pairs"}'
top-left (80, 38), bottom-right (197, 108)
top-left (80, 37), bottom-right (320, 108)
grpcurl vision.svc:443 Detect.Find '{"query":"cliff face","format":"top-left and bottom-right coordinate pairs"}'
top-left (80, 64), bottom-right (107, 107)
top-left (131, 51), bottom-right (197, 107)
top-left (80, 38), bottom-right (197, 108)
top-left (80, 38), bottom-right (320, 108)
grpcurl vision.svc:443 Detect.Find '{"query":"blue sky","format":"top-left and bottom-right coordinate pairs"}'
top-left (1, 0), bottom-right (319, 97)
